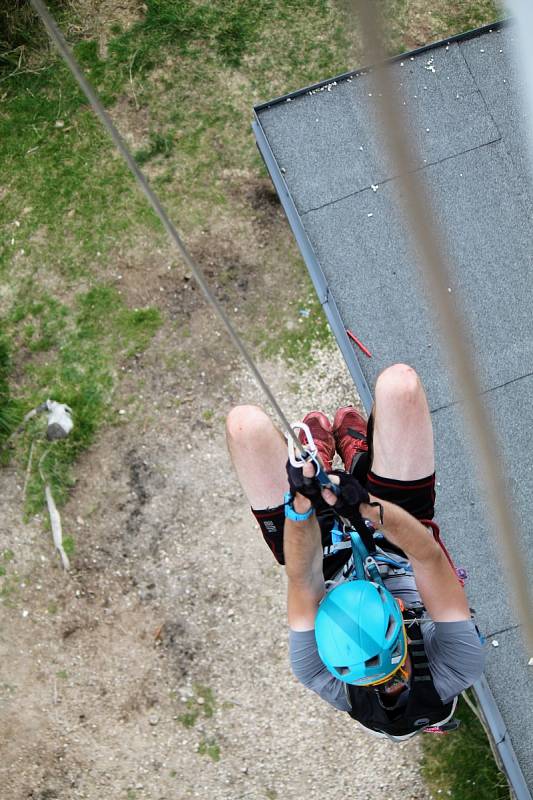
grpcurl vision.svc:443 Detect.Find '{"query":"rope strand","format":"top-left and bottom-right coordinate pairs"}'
top-left (28, 0), bottom-right (305, 454)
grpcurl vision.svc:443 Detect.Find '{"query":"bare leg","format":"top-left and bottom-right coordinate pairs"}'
top-left (226, 405), bottom-right (288, 509)
top-left (371, 363), bottom-right (434, 480)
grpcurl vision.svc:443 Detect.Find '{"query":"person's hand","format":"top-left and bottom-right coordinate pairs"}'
top-left (321, 470), bottom-right (370, 527)
top-left (286, 458), bottom-right (322, 505)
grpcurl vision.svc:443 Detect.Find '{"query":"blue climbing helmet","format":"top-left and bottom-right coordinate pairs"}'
top-left (315, 580), bottom-right (408, 685)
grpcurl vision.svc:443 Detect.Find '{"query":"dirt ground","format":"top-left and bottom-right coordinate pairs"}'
top-left (0, 181), bottom-right (436, 800)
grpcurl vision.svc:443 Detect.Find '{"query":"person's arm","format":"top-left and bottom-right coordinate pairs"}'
top-left (284, 490), bottom-right (325, 632)
top-left (361, 496), bottom-right (470, 623)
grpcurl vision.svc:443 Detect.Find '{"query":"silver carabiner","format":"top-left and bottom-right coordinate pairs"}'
top-left (287, 421), bottom-right (317, 467)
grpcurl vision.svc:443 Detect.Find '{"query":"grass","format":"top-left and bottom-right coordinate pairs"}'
top-left (7, 283), bottom-right (162, 515)
top-left (258, 286), bottom-right (333, 364)
top-left (197, 737), bottom-right (221, 762)
top-left (0, 337), bottom-right (20, 455)
top-left (0, 0), bottom-right (354, 515)
top-left (177, 683), bottom-right (216, 727)
top-left (421, 694), bottom-right (510, 800)
top-left (432, 1), bottom-right (503, 33)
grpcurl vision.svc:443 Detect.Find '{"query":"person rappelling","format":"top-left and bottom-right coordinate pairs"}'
top-left (226, 362), bottom-right (486, 740)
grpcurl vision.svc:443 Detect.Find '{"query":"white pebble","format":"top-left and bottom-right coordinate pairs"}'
top-left (492, 639), bottom-right (499, 648)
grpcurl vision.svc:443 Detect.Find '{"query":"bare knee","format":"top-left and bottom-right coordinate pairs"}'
top-left (226, 404), bottom-right (273, 445)
top-left (375, 363), bottom-right (422, 406)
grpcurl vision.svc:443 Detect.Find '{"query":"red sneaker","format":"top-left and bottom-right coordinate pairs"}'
top-left (333, 407), bottom-right (368, 472)
top-left (299, 411), bottom-right (335, 472)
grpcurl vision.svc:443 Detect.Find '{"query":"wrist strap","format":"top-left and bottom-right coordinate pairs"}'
top-left (284, 492), bottom-right (315, 521)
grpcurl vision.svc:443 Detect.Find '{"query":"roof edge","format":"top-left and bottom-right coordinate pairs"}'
top-left (254, 17), bottom-right (510, 112)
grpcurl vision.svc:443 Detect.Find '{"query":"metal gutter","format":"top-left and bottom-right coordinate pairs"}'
top-left (252, 18), bottom-right (531, 800)
top-left (474, 676), bottom-right (532, 800)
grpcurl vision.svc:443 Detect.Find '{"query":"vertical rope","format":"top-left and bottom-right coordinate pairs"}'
top-left (28, 0), bottom-right (305, 453)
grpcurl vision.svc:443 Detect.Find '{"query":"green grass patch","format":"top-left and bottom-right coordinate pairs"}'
top-left (0, 572), bottom-right (20, 607)
top-left (432, 1), bottom-right (503, 35)
top-left (0, 336), bottom-right (22, 450)
top-left (177, 683), bottom-right (216, 727)
top-left (258, 291), bottom-right (333, 363)
top-left (197, 737), bottom-right (221, 762)
top-left (6, 283), bottom-right (161, 515)
top-left (421, 694), bottom-right (509, 800)
top-left (0, 0), bottom-right (353, 502)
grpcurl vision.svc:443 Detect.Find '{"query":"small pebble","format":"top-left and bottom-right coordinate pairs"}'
top-left (492, 640), bottom-right (499, 648)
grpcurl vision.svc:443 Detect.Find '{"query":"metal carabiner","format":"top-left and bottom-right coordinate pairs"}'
top-left (287, 421), bottom-right (316, 466)
top-left (287, 421), bottom-right (340, 496)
